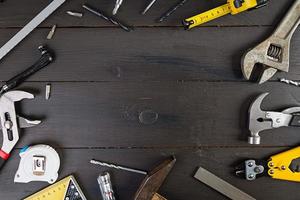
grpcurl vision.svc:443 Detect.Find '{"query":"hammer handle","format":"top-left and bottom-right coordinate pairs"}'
top-left (2, 46), bottom-right (54, 93)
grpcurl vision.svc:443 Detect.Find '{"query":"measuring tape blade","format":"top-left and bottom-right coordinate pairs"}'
top-left (0, 0), bottom-right (66, 61)
top-left (23, 175), bottom-right (87, 200)
top-left (184, 4), bottom-right (231, 29)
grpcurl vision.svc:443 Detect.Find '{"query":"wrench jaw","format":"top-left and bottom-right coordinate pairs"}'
top-left (241, 36), bottom-right (291, 84)
top-left (0, 91), bottom-right (39, 155)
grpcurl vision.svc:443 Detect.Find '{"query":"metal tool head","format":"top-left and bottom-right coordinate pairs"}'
top-left (248, 93), bottom-right (272, 144)
top-left (134, 157), bottom-right (176, 200)
top-left (0, 91), bottom-right (40, 154)
top-left (241, 37), bottom-right (292, 84)
top-left (241, 0), bottom-right (300, 84)
top-left (235, 159), bottom-right (267, 180)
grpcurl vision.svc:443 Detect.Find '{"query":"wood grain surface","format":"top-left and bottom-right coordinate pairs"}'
top-left (0, 0), bottom-right (299, 200)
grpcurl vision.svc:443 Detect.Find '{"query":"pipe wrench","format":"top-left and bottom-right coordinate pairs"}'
top-left (241, 0), bottom-right (300, 84)
top-left (247, 93), bottom-right (300, 145)
top-left (0, 91), bottom-right (41, 170)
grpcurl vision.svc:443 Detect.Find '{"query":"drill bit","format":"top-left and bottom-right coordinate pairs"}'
top-left (157, 0), bottom-right (188, 23)
top-left (142, 0), bottom-right (157, 15)
top-left (113, 0), bottom-right (123, 15)
top-left (279, 78), bottom-right (300, 87)
top-left (83, 4), bottom-right (132, 32)
top-left (90, 159), bottom-right (147, 175)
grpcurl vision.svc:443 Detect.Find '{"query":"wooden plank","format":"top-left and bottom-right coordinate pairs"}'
top-left (0, 81), bottom-right (297, 148)
top-left (0, 27), bottom-right (299, 82)
top-left (0, 0), bottom-right (294, 27)
top-left (0, 147), bottom-right (298, 200)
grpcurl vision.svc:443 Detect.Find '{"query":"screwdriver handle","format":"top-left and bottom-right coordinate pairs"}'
top-left (2, 46), bottom-right (54, 93)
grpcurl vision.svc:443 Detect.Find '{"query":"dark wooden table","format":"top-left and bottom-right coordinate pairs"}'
top-left (0, 0), bottom-right (299, 199)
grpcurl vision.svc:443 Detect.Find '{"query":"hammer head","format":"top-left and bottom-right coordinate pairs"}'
top-left (134, 157), bottom-right (176, 200)
top-left (248, 93), bottom-right (272, 144)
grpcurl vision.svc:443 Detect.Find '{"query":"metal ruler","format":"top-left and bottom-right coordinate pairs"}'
top-left (194, 167), bottom-right (256, 200)
top-left (0, 0), bottom-right (65, 61)
top-left (24, 175), bottom-right (87, 200)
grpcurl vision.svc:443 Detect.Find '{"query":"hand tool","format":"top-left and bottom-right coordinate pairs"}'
top-left (235, 146), bottom-right (300, 182)
top-left (142, 0), bottom-right (158, 15)
top-left (24, 175), bottom-right (87, 200)
top-left (66, 11), bottom-right (83, 18)
top-left (279, 78), bottom-right (300, 87)
top-left (194, 167), bottom-right (256, 200)
top-left (183, 0), bottom-right (268, 29)
top-left (0, 91), bottom-right (41, 171)
top-left (0, 0), bottom-right (65, 62)
top-left (82, 4), bottom-right (132, 32)
top-left (98, 172), bottom-right (116, 200)
top-left (45, 83), bottom-right (51, 100)
top-left (157, 0), bottom-right (188, 23)
top-left (47, 25), bottom-right (57, 40)
top-left (113, 0), bottom-right (123, 15)
top-left (90, 159), bottom-right (148, 175)
top-left (134, 157), bottom-right (176, 200)
top-left (0, 46), bottom-right (54, 96)
top-left (14, 144), bottom-right (60, 183)
top-left (247, 92), bottom-right (300, 145)
top-left (241, 0), bottom-right (300, 84)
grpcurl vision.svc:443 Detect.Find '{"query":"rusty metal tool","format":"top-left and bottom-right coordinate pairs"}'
top-left (134, 157), bottom-right (176, 200)
top-left (247, 92), bottom-right (300, 145)
top-left (241, 0), bottom-right (300, 84)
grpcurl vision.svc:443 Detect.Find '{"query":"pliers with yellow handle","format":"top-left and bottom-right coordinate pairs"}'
top-left (235, 147), bottom-right (300, 182)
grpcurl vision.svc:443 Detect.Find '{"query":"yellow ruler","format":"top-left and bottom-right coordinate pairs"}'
top-left (24, 175), bottom-right (87, 200)
top-left (184, 4), bottom-right (231, 29)
top-left (183, 0), bottom-right (261, 29)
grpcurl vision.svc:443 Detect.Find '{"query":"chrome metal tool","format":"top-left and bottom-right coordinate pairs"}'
top-left (142, 0), bottom-right (158, 15)
top-left (97, 172), bottom-right (116, 200)
top-left (0, 91), bottom-right (41, 171)
top-left (247, 92), bottom-right (300, 144)
top-left (0, 0), bottom-right (65, 62)
top-left (241, 0), bottom-right (300, 84)
top-left (113, 0), bottom-right (124, 15)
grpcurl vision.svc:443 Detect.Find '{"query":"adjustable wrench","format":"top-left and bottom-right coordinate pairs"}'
top-left (242, 0), bottom-right (300, 84)
top-left (248, 93), bottom-right (300, 144)
top-left (0, 91), bottom-right (41, 170)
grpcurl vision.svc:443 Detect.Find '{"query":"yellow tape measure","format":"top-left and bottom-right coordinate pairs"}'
top-left (183, 0), bottom-right (267, 29)
top-left (24, 175), bottom-right (87, 200)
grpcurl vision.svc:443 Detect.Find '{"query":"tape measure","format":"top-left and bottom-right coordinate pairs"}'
top-left (183, 0), bottom-right (268, 29)
top-left (24, 175), bottom-right (87, 200)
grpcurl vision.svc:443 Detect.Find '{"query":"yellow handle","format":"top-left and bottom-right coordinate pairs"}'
top-left (268, 147), bottom-right (300, 182)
